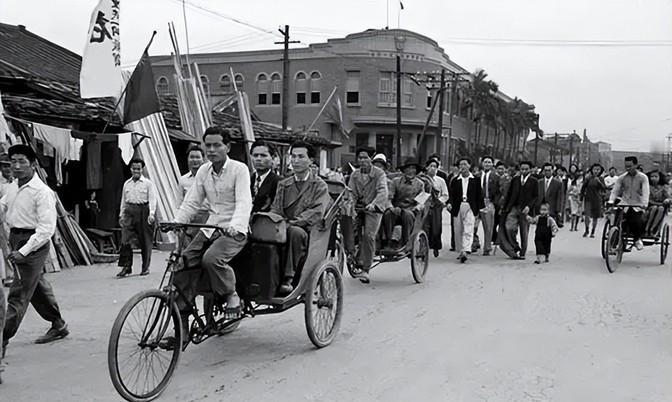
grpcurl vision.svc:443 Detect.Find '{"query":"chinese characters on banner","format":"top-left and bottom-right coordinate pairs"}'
top-left (79, 0), bottom-right (122, 99)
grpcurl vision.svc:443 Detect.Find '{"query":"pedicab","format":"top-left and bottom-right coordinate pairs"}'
top-left (336, 175), bottom-right (432, 284)
top-left (107, 184), bottom-right (347, 402)
top-left (601, 202), bottom-right (670, 273)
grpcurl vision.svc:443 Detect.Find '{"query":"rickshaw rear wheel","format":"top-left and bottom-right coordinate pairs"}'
top-left (410, 230), bottom-right (429, 283)
top-left (304, 261), bottom-right (343, 348)
top-left (605, 226), bottom-right (622, 273)
top-left (660, 223), bottom-right (669, 265)
top-left (108, 289), bottom-right (182, 402)
top-left (600, 220), bottom-right (611, 259)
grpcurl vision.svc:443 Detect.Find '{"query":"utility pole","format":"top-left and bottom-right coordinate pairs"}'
top-left (569, 132), bottom-right (574, 166)
top-left (436, 69), bottom-right (446, 162)
top-left (553, 132), bottom-right (558, 165)
top-left (396, 55), bottom-right (402, 166)
top-left (534, 133), bottom-right (539, 166)
top-left (275, 25), bottom-right (299, 131)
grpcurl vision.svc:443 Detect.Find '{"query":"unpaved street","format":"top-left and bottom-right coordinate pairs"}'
top-left (2, 224), bottom-right (671, 401)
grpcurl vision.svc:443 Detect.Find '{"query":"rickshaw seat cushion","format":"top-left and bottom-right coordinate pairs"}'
top-left (233, 242), bottom-right (281, 301)
top-left (250, 212), bottom-right (287, 244)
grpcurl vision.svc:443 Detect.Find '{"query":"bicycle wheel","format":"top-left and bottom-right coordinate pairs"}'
top-left (605, 226), bottom-right (622, 273)
top-left (410, 230), bottom-right (429, 283)
top-left (660, 223), bottom-right (669, 265)
top-left (108, 289), bottom-right (183, 402)
top-left (600, 220), bottom-right (611, 258)
top-left (305, 261), bottom-right (343, 348)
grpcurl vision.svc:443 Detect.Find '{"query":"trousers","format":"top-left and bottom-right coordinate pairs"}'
top-left (174, 231), bottom-right (246, 311)
top-left (284, 225), bottom-right (309, 280)
top-left (624, 208), bottom-right (645, 240)
top-left (453, 202), bottom-right (476, 254)
top-left (382, 208), bottom-right (414, 246)
top-left (118, 204), bottom-right (154, 271)
top-left (505, 206), bottom-right (530, 256)
top-left (350, 211), bottom-right (383, 270)
top-left (3, 231), bottom-right (64, 344)
top-left (426, 204), bottom-right (444, 251)
top-left (479, 200), bottom-right (496, 253)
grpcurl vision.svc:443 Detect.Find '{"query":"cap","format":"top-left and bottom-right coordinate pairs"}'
top-left (0, 153), bottom-right (10, 165)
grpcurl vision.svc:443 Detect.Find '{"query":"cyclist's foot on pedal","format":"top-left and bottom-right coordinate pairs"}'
top-left (223, 293), bottom-right (243, 320)
top-left (635, 239), bottom-right (644, 250)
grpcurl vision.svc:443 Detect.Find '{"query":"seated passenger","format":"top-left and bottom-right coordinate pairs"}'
top-left (608, 156), bottom-right (650, 250)
top-left (173, 126), bottom-right (252, 325)
top-left (271, 141), bottom-right (330, 296)
top-left (382, 157), bottom-right (426, 252)
top-left (347, 146), bottom-right (389, 283)
top-left (250, 140), bottom-right (279, 213)
top-left (644, 170), bottom-right (670, 236)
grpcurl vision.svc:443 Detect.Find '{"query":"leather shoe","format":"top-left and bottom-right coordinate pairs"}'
top-left (459, 253), bottom-right (468, 263)
top-left (140, 269), bottom-right (150, 276)
top-left (433, 249), bottom-right (439, 258)
top-left (277, 278), bottom-right (293, 296)
top-left (35, 323), bottom-right (69, 344)
top-left (116, 267), bottom-right (131, 278)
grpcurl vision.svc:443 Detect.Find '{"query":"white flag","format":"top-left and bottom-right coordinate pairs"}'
top-left (79, 0), bottom-right (122, 98)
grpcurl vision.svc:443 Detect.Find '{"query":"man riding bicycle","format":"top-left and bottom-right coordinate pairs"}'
top-left (608, 155), bottom-right (650, 250)
top-left (171, 127), bottom-right (252, 338)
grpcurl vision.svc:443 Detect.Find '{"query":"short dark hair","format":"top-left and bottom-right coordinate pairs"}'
top-left (203, 126), bottom-right (232, 144)
top-left (495, 161), bottom-right (505, 168)
top-left (8, 144), bottom-right (37, 162)
top-left (543, 162), bottom-right (553, 169)
top-left (609, 166), bottom-right (616, 171)
top-left (625, 156), bottom-right (638, 165)
top-left (290, 140), bottom-right (315, 158)
top-left (250, 140), bottom-right (277, 156)
top-left (519, 160), bottom-right (532, 168)
top-left (540, 201), bottom-right (550, 208)
top-left (186, 144), bottom-right (204, 157)
top-left (129, 158), bottom-right (145, 168)
top-left (458, 157), bottom-right (472, 165)
top-left (481, 155), bottom-right (494, 163)
top-left (355, 146), bottom-right (376, 158)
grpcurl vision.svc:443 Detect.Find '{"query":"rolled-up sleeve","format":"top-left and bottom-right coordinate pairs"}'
top-left (230, 164), bottom-right (252, 234)
top-left (19, 189), bottom-right (56, 256)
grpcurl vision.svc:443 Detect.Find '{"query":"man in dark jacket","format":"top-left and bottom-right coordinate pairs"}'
top-left (503, 160), bottom-right (538, 259)
top-left (448, 157), bottom-right (485, 263)
top-left (250, 140), bottom-right (279, 213)
top-left (536, 162), bottom-right (564, 220)
top-left (477, 156), bottom-right (500, 256)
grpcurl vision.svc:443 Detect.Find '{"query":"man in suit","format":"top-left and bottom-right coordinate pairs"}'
top-left (271, 141), bottom-right (330, 295)
top-left (250, 140), bottom-right (279, 213)
top-left (536, 162), bottom-right (564, 220)
top-left (446, 162), bottom-right (460, 251)
top-left (448, 157), bottom-right (485, 263)
top-left (477, 156), bottom-right (500, 256)
top-left (503, 160), bottom-right (538, 259)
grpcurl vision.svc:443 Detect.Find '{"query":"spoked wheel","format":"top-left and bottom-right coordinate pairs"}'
top-left (108, 290), bottom-right (182, 402)
top-left (660, 223), bottom-right (669, 265)
top-left (305, 261), bottom-right (343, 348)
top-left (600, 220), bottom-right (611, 259)
top-left (328, 229), bottom-right (346, 275)
top-left (604, 226), bottom-right (623, 273)
top-left (410, 231), bottom-right (429, 283)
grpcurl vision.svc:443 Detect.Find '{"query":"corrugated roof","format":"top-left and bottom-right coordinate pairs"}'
top-left (0, 23), bottom-right (81, 83)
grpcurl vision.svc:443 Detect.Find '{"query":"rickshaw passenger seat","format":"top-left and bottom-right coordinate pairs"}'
top-left (234, 241), bottom-right (282, 301)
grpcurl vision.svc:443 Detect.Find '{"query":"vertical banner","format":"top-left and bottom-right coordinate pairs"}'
top-left (79, 0), bottom-right (122, 98)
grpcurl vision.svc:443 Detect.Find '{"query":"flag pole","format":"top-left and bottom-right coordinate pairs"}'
top-left (101, 31), bottom-right (158, 135)
top-left (306, 86), bottom-right (338, 133)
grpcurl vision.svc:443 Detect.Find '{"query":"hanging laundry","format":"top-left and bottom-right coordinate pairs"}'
top-left (117, 132), bottom-right (134, 164)
top-left (69, 138), bottom-right (83, 161)
top-left (32, 122), bottom-right (71, 185)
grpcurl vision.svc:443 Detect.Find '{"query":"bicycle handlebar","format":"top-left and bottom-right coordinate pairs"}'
top-left (158, 222), bottom-right (246, 242)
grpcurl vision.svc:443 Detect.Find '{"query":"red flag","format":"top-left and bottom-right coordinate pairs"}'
top-left (122, 50), bottom-right (161, 124)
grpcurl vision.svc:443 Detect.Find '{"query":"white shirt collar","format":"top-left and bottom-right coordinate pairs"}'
top-left (460, 173), bottom-right (474, 180)
top-left (294, 171), bottom-right (311, 182)
top-left (209, 158), bottom-right (231, 176)
top-left (19, 174), bottom-right (43, 190)
top-left (256, 169), bottom-right (271, 182)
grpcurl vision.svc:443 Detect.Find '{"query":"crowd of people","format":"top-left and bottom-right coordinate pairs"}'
top-left (0, 123), bottom-right (669, 383)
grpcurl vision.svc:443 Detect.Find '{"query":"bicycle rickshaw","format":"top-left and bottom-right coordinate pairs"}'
top-left (601, 203), bottom-right (670, 273)
top-left (333, 176), bottom-right (432, 284)
top-left (107, 184), bottom-right (347, 402)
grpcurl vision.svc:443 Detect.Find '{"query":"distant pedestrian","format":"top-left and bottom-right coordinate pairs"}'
top-left (447, 157), bottom-right (484, 263)
top-left (177, 145), bottom-right (208, 242)
top-left (1, 144), bottom-right (69, 359)
top-left (581, 164), bottom-right (606, 238)
top-left (567, 175), bottom-right (583, 231)
top-left (529, 202), bottom-right (559, 264)
top-left (116, 158), bottom-right (158, 278)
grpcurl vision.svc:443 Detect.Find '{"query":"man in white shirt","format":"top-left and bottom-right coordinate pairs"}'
top-left (604, 167), bottom-right (618, 192)
top-left (447, 157), bottom-right (484, 263)
top-left (1, 145), bottom-right (68, 358)
top-left (116, 158), bottom-right (158, 278)
top-left (173, 127), bottom-right (252, 324)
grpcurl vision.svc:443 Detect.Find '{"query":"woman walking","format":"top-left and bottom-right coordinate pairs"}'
top-left (424, 158), bottom-right (449, 257)
top-left (581, 164), bottom-right (606, 238)
top-left (567, 174), bottom-right (583, 231)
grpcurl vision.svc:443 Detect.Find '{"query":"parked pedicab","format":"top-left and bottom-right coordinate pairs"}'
top-left (107, 183), bottom-right (348, 402)
top-left (601, 202), bottom-right (670, 273)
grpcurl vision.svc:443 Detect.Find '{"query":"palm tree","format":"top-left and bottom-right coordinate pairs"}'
top-left (464, 69), bottom-right (499, 154)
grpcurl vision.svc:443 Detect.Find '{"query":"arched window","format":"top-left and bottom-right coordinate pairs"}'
top-left (295, 71), bottom-right (307, 104)
top-left (219, 74), bottom-right (231, 94)
top-left (156, 76), bottom-right (169, 95)
top-left (234, 74), bottom-right (244, 90)
top-left (310, 71), bottom-right (321, 104)
top-left (257, 73), bottom-right (268, 105)
top-left (199, 74), bottom-right (210, 96)
top-left (270, 72), bottom-right (282, 105)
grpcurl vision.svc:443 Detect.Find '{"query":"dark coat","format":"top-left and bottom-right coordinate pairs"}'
top-left (478, 170), bottom-right (501, 203)
top-left (448, 175), bottom-right (485, 217)
top-left (504, 174), bottom-right (539, 215)
top-left (251, 170), bottom-right (279, 213)
top-left (535, 177), bottom-right (564, 217)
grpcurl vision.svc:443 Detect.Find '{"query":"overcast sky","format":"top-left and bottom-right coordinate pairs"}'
top-left (2, 0), bottom-right (671, 151)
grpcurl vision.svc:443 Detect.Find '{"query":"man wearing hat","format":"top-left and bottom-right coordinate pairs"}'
top-left (382, 156), bottom-right (427, 251)
top-left (1, 144), bottom-right (69, 358)
top-left (347, 147), bottom-right (389, 282)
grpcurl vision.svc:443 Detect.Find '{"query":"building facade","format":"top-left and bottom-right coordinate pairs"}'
top-left (152, 28), bottom-right (485, 168)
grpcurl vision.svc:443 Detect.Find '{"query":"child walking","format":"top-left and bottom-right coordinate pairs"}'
top-left (567, 176), bottom-right (582, 231)
top-left (529, 202), bottom-right (559, 264)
